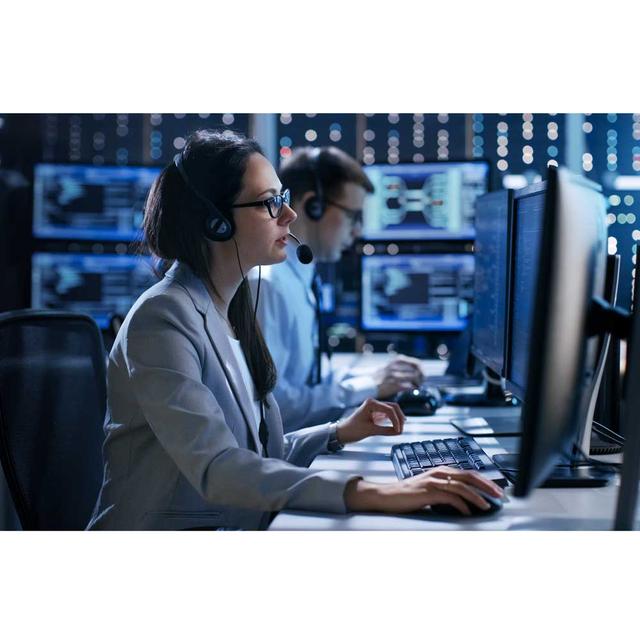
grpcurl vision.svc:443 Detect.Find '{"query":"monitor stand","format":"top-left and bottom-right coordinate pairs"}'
top-left (492, 452), bottom-right (615, 488)
top-left (443, 376), bottom-right (516, 408)
top-left (450, 411), bottom-right (522, 439)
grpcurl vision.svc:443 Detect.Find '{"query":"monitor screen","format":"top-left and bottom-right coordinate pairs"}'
top-left (360, 252), bottom-right (475, 332)
top-left (470, 189), bottom-right (512, 376)
top-left (33, 163), bottom-right (161, 241)
top-left (31, 253), bottom-right (159, 329)
top-left (361, 161), bottom-right (489, 240)
top-left (506, 183), bottom-right (547, 398)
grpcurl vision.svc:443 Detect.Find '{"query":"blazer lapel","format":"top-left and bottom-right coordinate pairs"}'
top-left (202, 308), bottom-right (262, 453)
top-left (167, 262), bottom-right (262, 454)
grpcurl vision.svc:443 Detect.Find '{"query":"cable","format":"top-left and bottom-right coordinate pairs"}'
top-left (592, 420), bottom-right (625, 445)
top-left (253, 265), bottom-right (262, 328)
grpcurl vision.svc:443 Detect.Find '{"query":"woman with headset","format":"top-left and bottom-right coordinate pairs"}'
top-left (87, 129), bottom-right (503, 530)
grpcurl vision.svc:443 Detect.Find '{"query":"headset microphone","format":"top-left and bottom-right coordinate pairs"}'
top-left (288, 233), bottom-right (313, 264)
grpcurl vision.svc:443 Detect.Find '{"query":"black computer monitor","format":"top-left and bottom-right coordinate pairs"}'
top-left (360, 251), bottom-right (474, 332)
top-left (513, 167), bottom-right (608, 497)
top-left (504, 180), bottom-right (548, 400)
top-left (361, 161), bottom-right (490, 240)
top-left (470, 189), bottom-right (513, 377)
top-left (614, 248), bottom-right (640, 529)
top-left (31, 252), bottom-right (159, 329)
top-left (33, 163), bottom-right (161, 241)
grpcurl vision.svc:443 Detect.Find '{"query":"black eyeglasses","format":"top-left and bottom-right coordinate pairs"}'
top-left (232, 188), bottom-right (291, 219)
top-left (325, 198), bottom-right (363, 225)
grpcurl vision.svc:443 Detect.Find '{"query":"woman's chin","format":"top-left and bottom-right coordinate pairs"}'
top-left (259, 248), bottom-right (287, 266)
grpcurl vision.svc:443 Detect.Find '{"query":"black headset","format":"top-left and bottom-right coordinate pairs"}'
top-left (304, 148), bottom-right (326, 221)
top-left (173, 151), bottom-right (235, 242)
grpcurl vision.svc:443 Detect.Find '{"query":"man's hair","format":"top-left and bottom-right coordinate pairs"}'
top-left (279, 146), bottom-right (374, 205)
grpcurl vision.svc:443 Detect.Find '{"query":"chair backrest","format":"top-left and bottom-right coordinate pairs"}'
top-left (0, 310), bottom-right (106, 530)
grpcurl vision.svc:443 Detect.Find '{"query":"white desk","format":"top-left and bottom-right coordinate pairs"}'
top-left (270, 404), bottom-right (634, 531)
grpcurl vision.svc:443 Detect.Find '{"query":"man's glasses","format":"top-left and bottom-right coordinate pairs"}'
top-left (232, 188), bottom-right (291, 219)
top-left (325, 198), bottom-right (363, 225)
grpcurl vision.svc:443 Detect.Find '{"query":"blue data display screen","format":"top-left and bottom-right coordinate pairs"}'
top-left (361, 253), bottom-right (475, 332)
top-left (471, 191), bottom-right (510, 376)
top-left (33, 164), bottom-right (161, 241)
top-left (362, 162), bottom-right (489, 240)
top-left (31, 253), bottom-right (159, 328)
top-left (508, 191), bottom-right (546, 396)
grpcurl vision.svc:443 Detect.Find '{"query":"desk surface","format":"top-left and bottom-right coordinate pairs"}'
top-left (270, 404), bottom-right (634, 531)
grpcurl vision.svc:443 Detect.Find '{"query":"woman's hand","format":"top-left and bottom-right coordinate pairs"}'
top-left (335, 397), bottom-right (405, 445)
top-left (344, 467), bottom-right (504, 516)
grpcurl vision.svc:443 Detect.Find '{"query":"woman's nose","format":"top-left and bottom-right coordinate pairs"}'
top-left (279, 203), bottom-right (297, 225)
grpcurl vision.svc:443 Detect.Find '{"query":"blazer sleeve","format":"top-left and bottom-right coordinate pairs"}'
top-left (123, 294), bottom-right (360, 515)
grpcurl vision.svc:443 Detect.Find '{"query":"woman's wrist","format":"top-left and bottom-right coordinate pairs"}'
top-left (336, 418), bottom-right (356, 445)
top-left (344, 478), bottom-right (388, 512)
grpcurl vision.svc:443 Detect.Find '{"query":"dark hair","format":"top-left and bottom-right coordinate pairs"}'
top-left (279, 146), bottom-right (374, 207)
top-left (143, 129), bottom-right (277, 402)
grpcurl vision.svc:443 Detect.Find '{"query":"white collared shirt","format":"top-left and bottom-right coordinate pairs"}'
top-left (226, 335), bottom-right (262, 432)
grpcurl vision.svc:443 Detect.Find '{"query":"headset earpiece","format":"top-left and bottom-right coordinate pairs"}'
top-left (304, 195), bottom-right (325, 221)
top-left (173, 152), bottom-right (235, 241)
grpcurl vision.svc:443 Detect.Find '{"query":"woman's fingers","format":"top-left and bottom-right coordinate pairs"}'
top-left (429, 467), bottom-right (503, 498)
top-left (367, 399), bottom-right (405, 434)
top-left (426, 488), bottom-right (472, 516)
top-left (431, 477), bottom-right (492, 511)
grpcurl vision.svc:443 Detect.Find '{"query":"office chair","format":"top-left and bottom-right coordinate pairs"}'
top-left (0, 310), bottom-right (106, 530)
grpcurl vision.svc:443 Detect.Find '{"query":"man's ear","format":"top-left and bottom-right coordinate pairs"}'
top-left (298, 191), bottom-right (317, 210)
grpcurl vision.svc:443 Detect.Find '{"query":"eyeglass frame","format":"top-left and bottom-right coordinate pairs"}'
top-left (232, 188), bottom-right (291, 219)
top-left (324, 198), bottom-right (363, 225)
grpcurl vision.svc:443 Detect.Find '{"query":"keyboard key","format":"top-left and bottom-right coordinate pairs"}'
top-left (434, 441), bottom-right (456, 464)
top-left (412, 444), bottom-right (433, 468)
top-left (423, 442), bottom-right (443, 464)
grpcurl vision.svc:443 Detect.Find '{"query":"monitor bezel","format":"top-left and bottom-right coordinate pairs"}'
top-left (360, 158), bottom-right (491, 242)
top-left (357, 242), bottom-right (475, 335)
top-left (469, 188), bottom-right (514, 378)
top-left (504, 179), bottom-right (549, 399)
top-left (32, 161), bottom-right (163, 242)
top-left (513, 167), bottom-right (608, 496)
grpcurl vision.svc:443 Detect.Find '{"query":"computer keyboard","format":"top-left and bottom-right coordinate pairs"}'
top-left (391, 436), bottom-right (509, 487)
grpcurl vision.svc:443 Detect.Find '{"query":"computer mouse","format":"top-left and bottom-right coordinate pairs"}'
top-left (394, 386), bottom-right (442, 416)
top-left (429, 489), bottom-right (504, 518)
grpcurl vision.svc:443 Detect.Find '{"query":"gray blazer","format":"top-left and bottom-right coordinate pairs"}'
top-left (87, 261), bottom-right (360, 530)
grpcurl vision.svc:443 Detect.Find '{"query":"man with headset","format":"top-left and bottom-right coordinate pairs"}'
top-left (250, 146), bottom-right (424, 432)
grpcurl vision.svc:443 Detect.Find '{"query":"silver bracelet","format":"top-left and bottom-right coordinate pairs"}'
top-left (327, 421), bottom-right (344, 453)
